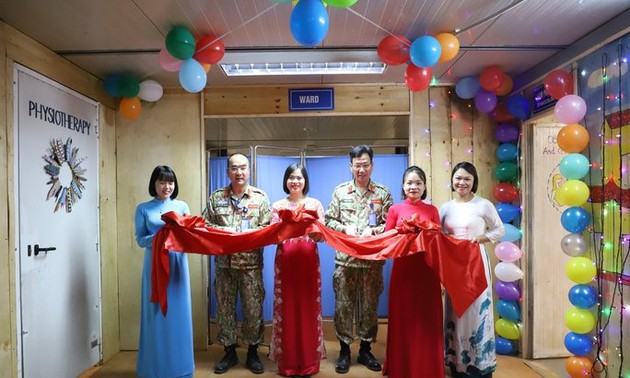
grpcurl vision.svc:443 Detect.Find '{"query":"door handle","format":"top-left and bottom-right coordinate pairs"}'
top-left (33, 244), bottom-right (56, 256)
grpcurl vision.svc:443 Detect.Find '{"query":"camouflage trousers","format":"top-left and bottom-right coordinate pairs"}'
top-left (214, 267), bottom-right (265, 346)
top-left (333, 264), bottom-right (384, 345)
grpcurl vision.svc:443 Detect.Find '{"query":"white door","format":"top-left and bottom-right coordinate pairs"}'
top-left (15, 66), bottom-right (101, 378)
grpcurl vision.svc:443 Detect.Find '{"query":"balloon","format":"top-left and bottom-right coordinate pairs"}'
top-left (405, 64), bottom-right (432, 92)
top-left (564, 306), bottom-right (595, 333)
top-left (493, 183), bottom-right (519, 202)
top-left (500, 224), bottom-right (522, 243)
top-left (496, 143), bottom-right (518, 162)
top-left (566, 256), bottom-right (596, 284)
top-left (290, 0), bottom-right (329, 47)
top-left (495, 75), bottom-right (513, 96)
top-left (557, 124), bottom-right (589, 153)
top-left (565, 356), bottom-right (593, 378)
top-left (474, 90), bottom-right (497, 113)
top-left (507, 94), bottom-right (531, 120)
top-left (455, 76), bottom-right (481, 100)
top-left (158, 47), bottom-right (184, 72)
top-left (201, 63), bottom-right (211, 73)
top-left (496, 203), bottom-right (520, 223)
top-left (554, 94), bottom-right (587, 124)
top-left (557, 180), bottom-right (590, 207)
top-left (138, 80), bottom-right (163, 102)
top-left (323, 0), bottom-right (357, 7)
top-left (410, 36), bottom-right (441, 68)
top-left (568, 284), bottom-right (598, 309)
top-left (544, 70), bottom-right (574, 100)
top-left (492, 102), bottom-right (516, 122)
top-left (165, 26), bottom-right (196, 60)
top-left (561, 206), bottom-right (591, 233)
top-left (495, 336), bottom-right (516, 355)
top-left (434, 32), bottom-right (459, 62)
top-left (494, 162), bottom-right (519, 182)
top-left (495, 318), bottom-right (520, 340)
top-left (564, 332), bottom-right (593, 356)
top-left (495, 122), bottom-right (520, 143)
top-left (495, 242), bottom-right (523, 262)
top-left (495, 280), bottom-right (521, 301)
top-left (560, 153), bottom-right (590, 179)
top-left (193, 35), bottom-right (225, 64)
top-left (479, 65), bottom-right (505, 92)
top-left (495, 262), bottom-right (523, 282)
top-left (103, 74), bottom-right (123, 97)
top-left (561, 233), bottom-right (588, 257)
top-left (116, 75), bottom-right (140, 98)
top-left (119, 97), bottom-right (142, 121)
top-left (179, 59), bottom-right (207, 93)
top-left (497, 299), bottom-right (521, 322)
top-left (377, 35), bottom-right (411, 66)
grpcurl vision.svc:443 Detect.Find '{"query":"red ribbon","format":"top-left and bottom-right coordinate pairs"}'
top-left (151, 206), bottom-right (487, 317)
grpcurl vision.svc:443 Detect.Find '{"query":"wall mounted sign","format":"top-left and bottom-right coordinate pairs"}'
top-left (289, 88), bottom-right (334, 111)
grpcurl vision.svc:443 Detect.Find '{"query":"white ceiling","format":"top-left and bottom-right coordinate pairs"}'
top-left (1, 0), bottom-right (629, 90)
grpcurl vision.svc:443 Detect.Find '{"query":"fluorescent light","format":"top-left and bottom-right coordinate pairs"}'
top-left (220, 61), bottom-right (387, 76)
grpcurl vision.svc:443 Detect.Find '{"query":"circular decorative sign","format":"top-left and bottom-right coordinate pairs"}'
top-left (43, 138), bottom-right (87, 213)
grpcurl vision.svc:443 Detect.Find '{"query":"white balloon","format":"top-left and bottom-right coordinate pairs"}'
top-left (138, 80), bottom-right (163, 102)
top-left (494, 262), bottom-right (524, 282)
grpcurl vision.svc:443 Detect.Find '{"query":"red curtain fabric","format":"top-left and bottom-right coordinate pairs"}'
top-left (152, 207), bottom-right (487, 317)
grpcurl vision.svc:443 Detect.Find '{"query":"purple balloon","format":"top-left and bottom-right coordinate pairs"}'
top-left (554, 94), bottom-right (587, 124)
top-left (475, 89), bottom-right (498, 113)
top-left (495, 122), bottom-right (521, 143)
top-left (495, 280), bottom-right (521, 301)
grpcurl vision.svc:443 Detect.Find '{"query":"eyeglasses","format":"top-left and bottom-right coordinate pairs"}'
top-left (351, 163), bottom-right (372, 171)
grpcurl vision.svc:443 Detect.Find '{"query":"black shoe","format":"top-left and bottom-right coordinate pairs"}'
top-left (358, 341), bottom-right (382, 372)
top-left (214, 344), bottom-right (238, 374)
top-left (335, 341), bottom-right (351, 374)
top-left (245, 344), bottom-right (264, 374)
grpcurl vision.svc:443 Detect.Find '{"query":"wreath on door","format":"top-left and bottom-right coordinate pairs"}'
top-left (43, 138), bottom-right (87, 213)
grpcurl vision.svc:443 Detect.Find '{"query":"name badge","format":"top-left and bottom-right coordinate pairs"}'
top-left (368, 211), bottom-right (377, 227)
top-left (240, 218), bottom-right (250, 231)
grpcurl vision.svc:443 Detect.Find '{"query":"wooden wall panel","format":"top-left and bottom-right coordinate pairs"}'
top-left (428, 87), bottom-right (453, 208)
top-left (203, 84), bottom-right (410, 117)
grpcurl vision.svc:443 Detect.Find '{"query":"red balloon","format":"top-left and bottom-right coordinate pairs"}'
top-left (193, 35), bottom-right (225, 64)
top-left (492, 102), bottom-right (517, 122)
top-left (544, 69), bottom-right (574, 100)
top-left (377, 35), bottom-right (411, 66)
top-left (493, 183), bottom-right (519, 202)
top-left (480, 65), bottom-right (505, 92)
top-left (405, 64), bottom-right (432, 92)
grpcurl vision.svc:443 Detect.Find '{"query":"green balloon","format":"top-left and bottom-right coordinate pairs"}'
top-left (118, 75), bottom-right (140, 98)
top-left (494, 162), bottom-right (519, 182)
top-left (324, 0), bottom-right (358, 7)
top-left (165, 26), bottom-right (196, 60)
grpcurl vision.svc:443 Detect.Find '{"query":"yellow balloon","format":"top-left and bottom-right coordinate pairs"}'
top-left (495, 318), bottom-right (520, 340)
top-left (554, 189), bottom-right (566, 206)
top-left (564, 307), bottom-right (595, 333)
top-left (566, 256), bottom-right (596, 284)
top-left (559, 180), bottom-right (590, 206)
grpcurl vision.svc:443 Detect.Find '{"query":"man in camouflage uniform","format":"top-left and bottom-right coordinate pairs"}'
top-left (204, 153), bottom-right (271, 375)
top-left (325, 145), bottom-right (393, 374)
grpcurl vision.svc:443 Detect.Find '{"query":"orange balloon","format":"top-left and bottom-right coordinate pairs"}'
top-left (201, 63), bottom-right (211, 73)
top-left (119, 97), bottom-right (142, 121)
top-left (435, 32), bottom-right (460, 62)
top-left (495, 75), bottom-right (514, 96)
top-left (565, 356), bottom-right (592, 377)
top-left (557, 124), bottom-right (589, 153)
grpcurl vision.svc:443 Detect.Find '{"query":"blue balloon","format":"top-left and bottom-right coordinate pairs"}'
top-left (496, 143), bottom-right (518, 162)
top-left (564, 332), bottom-right (592, 356)
top-left (496, 203), bottom-right (520, 223)
top-left (290, 0), bottom-right (329, 47)
top-left (561, 206), bottom-right (591, 233)
top-left (560, 153), bottom-right (590, 180)
top-left (507, 94), bottom-right (531, 120)
top-left (497, 299), bottom-right (521, 322)
top-left (179, 59), bottom-right (207, 93)
top-left (495, 336), bottom-right (516, 355)
top-left (500, 223), bottom-right (522, 242)
top-left (410, 36), bottom-right (441, 68)
top-left (568, 284), bottom-right (598, 309)
top-left (104, 74), bottom-right (123, 97)
top-left (455, 76), bottom-right (480, 99)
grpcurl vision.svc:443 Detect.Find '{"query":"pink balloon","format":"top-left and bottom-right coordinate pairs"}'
top-left (554, 95), bottom-right (587, 124)
top-left (159, 47), bottom-right (183, 72)
top-left (495, 242), bottom-right (523, 263)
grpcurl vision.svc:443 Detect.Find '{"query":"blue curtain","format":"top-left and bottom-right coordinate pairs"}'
top-left (207, 153), bottom-right (408, 320)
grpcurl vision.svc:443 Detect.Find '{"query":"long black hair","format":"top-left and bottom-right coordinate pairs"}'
top-left (401, 165), bottom-right (428, 200)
